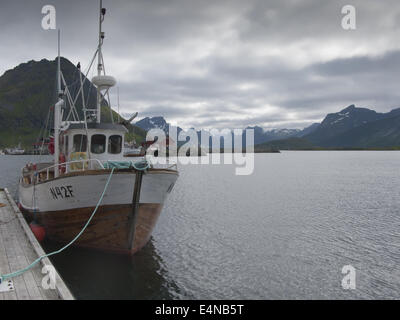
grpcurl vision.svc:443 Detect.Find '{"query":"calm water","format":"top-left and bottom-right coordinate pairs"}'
top-left (1, 152), bottom-right (400, 299)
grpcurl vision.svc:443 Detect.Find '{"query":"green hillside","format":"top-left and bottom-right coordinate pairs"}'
top-left (0, 57), bottom-right (146, 148)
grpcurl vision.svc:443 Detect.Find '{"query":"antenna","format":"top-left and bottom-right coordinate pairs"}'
top-left (96, 0), bottom-right (106, 123)
top-left (98, 0), bottom-right (104, 77)
top-left (117, 86), bottom-right (120, 123)
top-left (57, 29), bottom-right (62, 99)
top-left (54, 28), bottom-right (63, 177)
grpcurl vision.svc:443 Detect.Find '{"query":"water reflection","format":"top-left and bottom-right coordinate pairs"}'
top-left (4, 153), bottom-right (400, 299)
top-left (42, 239), bottom-right (180, 300)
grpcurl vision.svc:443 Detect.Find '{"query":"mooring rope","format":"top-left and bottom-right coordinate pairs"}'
top-left (104, 159), bottom-right (150, 171)
top-left (0, 167), bottom-right (115, 284)
top-left (131, 160), bottom-right (150, 171)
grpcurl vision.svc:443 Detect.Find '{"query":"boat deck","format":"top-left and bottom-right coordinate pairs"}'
top-left (0, 188), bottom-right (74, 300)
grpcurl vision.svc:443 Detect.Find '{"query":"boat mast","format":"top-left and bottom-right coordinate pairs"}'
top-left (92, 2), bottom-right (116, 126)
top-left (96, 0), bottom-right (104, 123)
top-left (54, 28), bottom-right (63, 177)
top-left (57, 30), bottom-right (61, 98)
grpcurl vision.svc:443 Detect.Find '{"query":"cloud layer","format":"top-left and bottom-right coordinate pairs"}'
top-left (1, 0), bottom-right (400, 129)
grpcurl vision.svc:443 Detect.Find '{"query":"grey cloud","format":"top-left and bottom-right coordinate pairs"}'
top-left (312, 51), bottom-right (400, 77)
top-left (135, 105), bottom-right (194, 118)
top-left (1, 0), bottom-right (400, 129)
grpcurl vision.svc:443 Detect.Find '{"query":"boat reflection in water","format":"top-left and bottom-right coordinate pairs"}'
top-left (42, 238), bottom-right (181, 299)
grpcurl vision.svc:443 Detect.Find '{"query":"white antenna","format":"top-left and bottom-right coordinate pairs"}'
top-left (57, 29), bottom-right (62, 99)
top-left (54, 28), bottom-right (63, 177)
top-left (117, 86), bottom-right (120, 122)
top-left (96, 0), bottom-right (104, 123)
top-left (92, 1), bottom-right (116, 124)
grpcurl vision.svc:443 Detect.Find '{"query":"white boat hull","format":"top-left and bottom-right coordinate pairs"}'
top-left (18, 168), bottom-right (178, 254)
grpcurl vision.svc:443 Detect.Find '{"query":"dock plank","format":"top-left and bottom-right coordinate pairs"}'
top-left (10, 221), bottom-right (43, 300)
top-left (6, 203), bottom-right (43, 300)
top-left (0, 196), bottom-right (31, 300)
top-left (0, 189), bottom-right (74, 300)
top-left (0, 203), bottom-right (18, 300)
top-left (16, 221), bottom-right (58, 300)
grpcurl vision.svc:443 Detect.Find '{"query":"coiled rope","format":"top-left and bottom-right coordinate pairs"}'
top-left (0, 167), bottom-right (115, 284)
top-left (104, 159), bottom-right (150, 171)
top-left (131, 160), bottom-right (150, 171)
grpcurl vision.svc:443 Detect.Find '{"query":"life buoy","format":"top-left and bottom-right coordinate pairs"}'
top-left (59, 153), bottom-right (66, 174)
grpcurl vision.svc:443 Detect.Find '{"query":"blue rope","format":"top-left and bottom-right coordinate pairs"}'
top-left (131, 160), bottom-right (150, 171)
top-left (0, 167), bottom-right (115, 284)
top-left (104, 160), bottom-right (150, 171)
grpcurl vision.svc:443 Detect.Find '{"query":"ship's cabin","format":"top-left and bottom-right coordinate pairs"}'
top-left (60, 122), bottom-right (128, 163)
top-left (21, 123), bottom-right (129, 185)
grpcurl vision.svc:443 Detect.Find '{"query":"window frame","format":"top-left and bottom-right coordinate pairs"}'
top-left (108, 135), bottom-right (123, 154)
top-left (90, 134), bottom-right (107, 154)
top-left (73, 134), bottom-right (87, 153)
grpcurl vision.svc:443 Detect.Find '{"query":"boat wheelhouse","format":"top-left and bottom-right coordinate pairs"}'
top-left (61, 123), bottom-right (127, 161)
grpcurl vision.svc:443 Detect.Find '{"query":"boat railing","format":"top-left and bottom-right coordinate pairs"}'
top-left (22, 159), bottom-right (174, 185)
top-left (166, 163), bottom-right (178, 170)
top-left (31, 159), bottom-right (105, 182)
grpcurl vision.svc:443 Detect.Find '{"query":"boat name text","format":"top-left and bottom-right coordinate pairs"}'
top-left (49, 186), bottom-right (74, 200)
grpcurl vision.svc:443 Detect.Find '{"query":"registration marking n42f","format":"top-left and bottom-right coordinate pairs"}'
top-left (49, 186), bottom-right (74, 200)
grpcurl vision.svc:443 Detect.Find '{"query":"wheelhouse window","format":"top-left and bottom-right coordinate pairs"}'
top-left (108, 135), bottom-right (122, 154)
top-left (73, 134), bottom-right (87, 152)
top-left (91, 134), bottom-right (106, 154)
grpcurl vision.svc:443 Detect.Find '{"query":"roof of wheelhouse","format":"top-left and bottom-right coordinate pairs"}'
top-left (65, 123), bottom-right (128, 133)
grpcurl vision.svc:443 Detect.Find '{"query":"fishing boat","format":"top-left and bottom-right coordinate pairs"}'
top-left (18, 1), bottom-right (178, 255)
top-left (5, 143), bottom-right (25, 155)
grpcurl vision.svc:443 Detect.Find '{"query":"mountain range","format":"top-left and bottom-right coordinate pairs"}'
top-left (1, 57), bottom-right (400, 150)
top-left (135, 116), bottom-right (320, 147)
top-left (303, 105), bottom-right (400, 148)
top-left (135, 104), bottom-right (400, 150)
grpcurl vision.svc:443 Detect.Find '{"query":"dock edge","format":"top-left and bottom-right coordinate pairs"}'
top-left (3, 188), bottom-right (75, 300)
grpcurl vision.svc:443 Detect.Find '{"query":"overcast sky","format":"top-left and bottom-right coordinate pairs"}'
top-left (1, 0), bottom-right (400, 129)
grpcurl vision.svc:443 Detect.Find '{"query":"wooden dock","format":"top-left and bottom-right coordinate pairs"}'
top-left (0, 188), bottom-right (74, 300)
